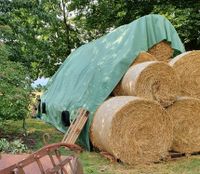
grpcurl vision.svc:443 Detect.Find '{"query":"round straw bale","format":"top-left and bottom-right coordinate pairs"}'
top-left (116, 61), bottom-right (179, 107)
top-left (113, 53), bottom-right (156, 96)
top-left (131, 52), bottom-right (156, 66)
top-left (90, 96), bottom-right (173, 165)
top-left (148, 41), bottom-right (173, 61)
top-left (169, 51), bottom-right (200, 98)
top-left (166, 97), bottom-right (200, 153)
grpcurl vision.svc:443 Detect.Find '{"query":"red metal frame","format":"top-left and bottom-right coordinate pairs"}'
top-left (0, 143), bottom-right (83, 174)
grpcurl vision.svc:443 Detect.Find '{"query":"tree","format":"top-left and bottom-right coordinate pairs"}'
top-left (0, 44), bottom-right (31, 124)
top-left (0, 0), bottom-right (199, 80)
top-left (152, 0), bottom-right (200, 50)
top-left (0, 0), bottom-right (83, 79)
top-left (70, 0), bottom-right (200, 50)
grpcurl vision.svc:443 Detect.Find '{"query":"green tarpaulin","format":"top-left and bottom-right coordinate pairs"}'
top-left (40, 14), bottom-right (185, 150)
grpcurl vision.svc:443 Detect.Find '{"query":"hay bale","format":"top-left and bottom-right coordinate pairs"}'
top-left (148, 41), bottom-right (173, 61)
top-left (113, 52), bottom-right (156, 96)
top-left (115, 61), bottom-right (180, 107)
top-left (131, 52), bottom-right (156, 66)
top-left (169, 51), bottom-right (200, 98)
top-left (166, 97), bottom-right (200, 153)
top-left (90, 96), bottom-right (173, 164)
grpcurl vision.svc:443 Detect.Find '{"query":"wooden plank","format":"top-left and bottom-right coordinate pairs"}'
top-left (64, 109), bottom-right (85, 144)
top-left (67, 109), bottom-right (86, 144)
top-left (62, 111), bottom-right (77, 142)
top-left (62, 108), bottom-right (89, 145)
top-left (68, 110), bottom-right (89, 144)
top-left (70, 114), bottom-right (88, 144)
top-left (62, 109), bottom-right (83, 143)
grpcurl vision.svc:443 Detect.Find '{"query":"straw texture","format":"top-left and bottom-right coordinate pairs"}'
top-left (113, 52), bottom-right (156, 96)
top-left (166, 97), bottom-right (200, 153)
top-left (148, 41), bottom-right (173, 61)
top-left (114, 61), bottom-right (179, 107)
top-left (90, 96), bottom-right (173, 164)
top-left (131, 52), bottom-right (156, 66)
top-left (169, 51), bottom-right (200, 98)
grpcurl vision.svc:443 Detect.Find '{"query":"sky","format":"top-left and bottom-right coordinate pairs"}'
top-left (31, 77), bottom-right (49, 88)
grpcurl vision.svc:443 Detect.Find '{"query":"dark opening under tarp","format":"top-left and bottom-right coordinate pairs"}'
top-left (40, 14), bottom-right (185, 150)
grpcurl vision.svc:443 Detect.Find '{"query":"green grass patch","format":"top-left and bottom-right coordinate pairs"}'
top-left (1, 118), bottom-right (200, 174)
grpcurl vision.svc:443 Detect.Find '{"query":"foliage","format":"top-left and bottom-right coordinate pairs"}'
top-left (0, 0), bottom-right (83, 78)
top-left (152, 1), bottom-right (200, 50)
top-left (0, 0), bottom-right (199, 80)
top-left (0, 138), bottom-right (28, 154)
top-left (70, 0), bottom-right (200, 50)
top-left (0, 44), bottom-right (31, 122)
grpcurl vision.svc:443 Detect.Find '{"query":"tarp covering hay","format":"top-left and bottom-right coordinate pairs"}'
top-left (114, 61), bottom-right (180, 107)
top-left (131, 52), bottom-right (156, 65)
top-left (40, 14), bottom-right (185, 150)
top-left (166, 97), bottom-right (200, 153)
top-left (169, 51), bottom-right (200, 98)
top-left (90, 96), bottom-right (173, 164)
top-left (148, 41), bottom-right (173, 61)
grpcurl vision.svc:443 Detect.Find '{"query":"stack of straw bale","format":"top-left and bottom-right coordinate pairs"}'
top-left (113, 61), bottom-right (179, 107)
top-left (91, 40), bottom-right (200, 164)
top-left (166, 51), bottom-right (200, 154)
top-left (90, 96), bottom-right (173, 164)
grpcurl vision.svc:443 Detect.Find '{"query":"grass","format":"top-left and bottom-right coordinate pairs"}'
top-left (1, 118), bottom-right (200, 174)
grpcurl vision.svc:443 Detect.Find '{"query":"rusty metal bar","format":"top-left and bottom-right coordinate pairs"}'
top-left (49, 156), bottom-right (60, 174)
top-left (47, 149), bottom-right (60, 174)
top-left (17, 166), bottom-right (26, 174)
top-left (45, 157), bottom-right (72, 174)
top-left (0, 143), bottom-right (82, 174)
top-left (35, 157), bottom-right (45, 173)
top-left (55, 150), bottom-right (68, 174)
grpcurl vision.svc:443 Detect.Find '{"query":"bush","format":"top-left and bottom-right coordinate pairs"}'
top-left (0, 44), bottom-right (31, 122)
top-left (0, 138), bottom-right (28, 154)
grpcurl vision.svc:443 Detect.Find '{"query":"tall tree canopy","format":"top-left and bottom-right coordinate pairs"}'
top-left (70, 0), bottom-right (200, 49)
top-left (0, 0), bottom-right (82, 78)
top-left (0, 0), bottom-right (199, 79)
